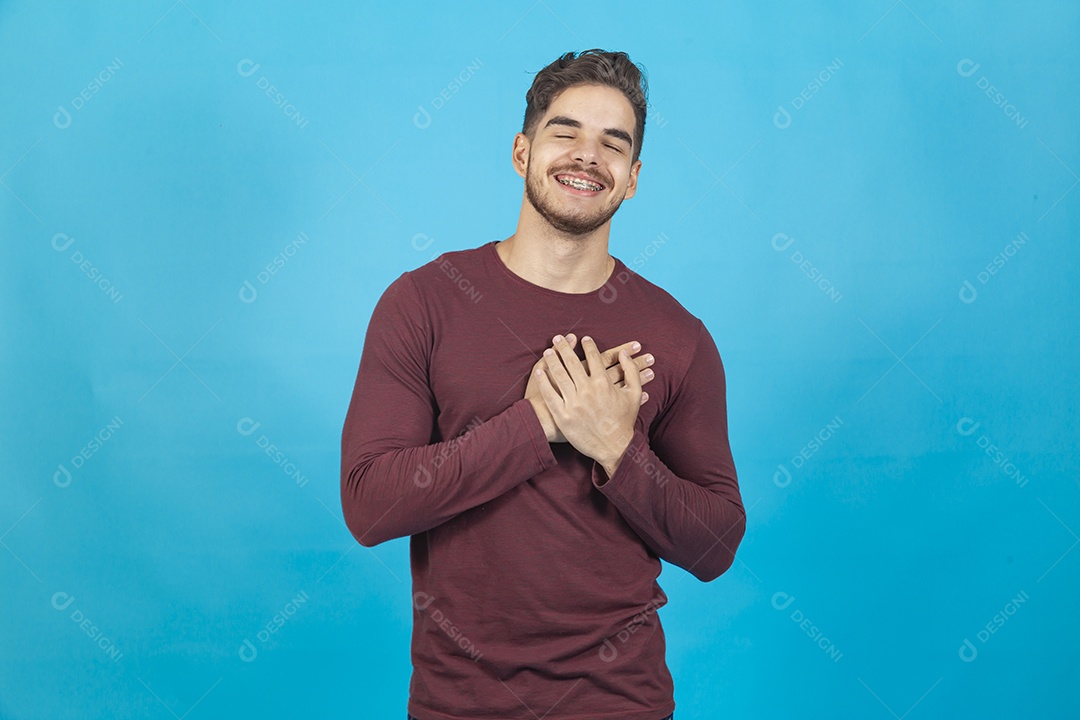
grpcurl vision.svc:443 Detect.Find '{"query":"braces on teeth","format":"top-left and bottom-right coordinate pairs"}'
top-left (558, 175), bottom-right (602, 191)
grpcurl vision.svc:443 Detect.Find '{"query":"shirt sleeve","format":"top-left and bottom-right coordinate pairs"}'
top-left (590, 319), bottom-right (746, 582)
top-left (340, 271), bottom-right (557, 547)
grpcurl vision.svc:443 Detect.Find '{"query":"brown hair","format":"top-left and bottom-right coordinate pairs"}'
top-left (522, 49), bottom-right (648, 164)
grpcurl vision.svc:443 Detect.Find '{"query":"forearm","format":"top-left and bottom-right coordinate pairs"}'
top-left (592, 427), bottom-right (746, 582)
top-left (342, 398), bottom-right (556, 547)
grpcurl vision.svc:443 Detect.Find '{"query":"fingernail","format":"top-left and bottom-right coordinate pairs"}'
top-left (643, 369), bottom-right (654, 379)
top-left (645, 354), bottom-right (653, 363)
top-left (553, 335), bottom-right (563, 344)
top-left (582, 336), bottom-right (591, 343)
top-left (544, 348), bottom-right (554, 356)
top-left (631, 342), bottom-right (641, 351)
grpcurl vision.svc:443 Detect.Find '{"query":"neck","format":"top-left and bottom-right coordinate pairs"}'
top-left (497, 206), bottom-right (614, 294)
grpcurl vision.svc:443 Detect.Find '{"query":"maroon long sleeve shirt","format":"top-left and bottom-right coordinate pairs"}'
top-left (341, 241), bottom-right (746, 720)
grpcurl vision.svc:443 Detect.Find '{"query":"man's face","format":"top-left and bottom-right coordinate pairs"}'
top-left (516, 83), bottom-right (642, 236)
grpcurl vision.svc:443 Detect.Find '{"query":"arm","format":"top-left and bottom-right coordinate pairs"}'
top-left (340, 272), bottom-right (556, 548)
top-left (590, 321), bottom-right (746, 582)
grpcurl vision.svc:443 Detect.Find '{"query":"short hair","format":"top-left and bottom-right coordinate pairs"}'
top-left (522, 49), bottom-right (648, 164)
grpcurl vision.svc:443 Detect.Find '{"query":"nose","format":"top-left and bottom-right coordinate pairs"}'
top-left (570, 134), bottom-right (602, 165)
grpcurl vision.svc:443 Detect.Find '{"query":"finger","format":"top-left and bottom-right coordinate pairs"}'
top-left (534, 333), bottom-right (577, 376)
top-left (533, 332), bottom-right (578, 397)
top-left (615, 368), bottom-right (655, 388)
top-left (607, 353), bottom-right (654, 387)
top-left (641, 365), bottom-right (654, 386)
top-left (530, 354), bottom-right (558, 397)
top-left (580, 336), bottom-right (606, 377)
top-left (552, 334), bottom-right (588, 386)
top-left (618, 348), bottom-right (642, 395)
top-left (543, 345), bottom-right (576, 395)
top-left (599, 340), bottom-right (641, 369)
top-left (534, 365), bottom-right (563, 413)
top-left (539, 332), bottom-right (576, 361)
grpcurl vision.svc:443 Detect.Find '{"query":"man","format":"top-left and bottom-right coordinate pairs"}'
top-left (341, 49), bottom-right (746, 720)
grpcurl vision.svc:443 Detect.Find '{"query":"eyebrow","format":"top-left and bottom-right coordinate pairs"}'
top-left (543, 115), bottom-right (633, 149)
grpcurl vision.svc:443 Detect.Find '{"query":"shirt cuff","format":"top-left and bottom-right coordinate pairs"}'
top-left (511, 398), bottom-right (557, 471)
top-left (591, 426), bottom-right (648, 490)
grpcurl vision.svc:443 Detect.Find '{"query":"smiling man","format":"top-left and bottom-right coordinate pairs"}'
top-left (341, 49), bottom-right (746, 720)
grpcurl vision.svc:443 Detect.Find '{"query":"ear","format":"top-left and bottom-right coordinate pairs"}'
top-left (622, 158), bottom-right (643, 200)
top-left (511, 132), bottom-right (530, 180)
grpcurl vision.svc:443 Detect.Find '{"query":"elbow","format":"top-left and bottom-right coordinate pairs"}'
top-left (694, 508), bottom-right (746, 583)
top-left (346, 515), bottom-right (381, 548)
top-left (341, 499), bottom-right (380, 548)
top-left (342, 501), bottom-right (389, 548)
top-left (341, 464), bottom-right (390, 548)
top-left (695, 555), bottom-right (735, 583)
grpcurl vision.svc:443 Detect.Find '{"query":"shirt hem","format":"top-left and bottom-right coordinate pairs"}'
top-left (407, 698), bottom-right (676, 720)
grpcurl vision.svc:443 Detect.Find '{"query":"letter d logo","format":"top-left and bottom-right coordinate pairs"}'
top-left (54, 464), bottom-right (72, 488)
top-left (52, 591), bottom-right (75, 611)
top-left (955, 417), bottom-right (980, 436)
top-left (773, 464), bottom-right (792, 488)
top-left (956, 59), bottom-right (980, 78)
top-left (599, 282), bottom-right (618, 304)
top-left (771, 591), bottom-right (795, 611)
top-left (958, 279), bottom-right (978, 304)
top-left (236, 59), bottom-right (261, 78)
top-left (413, 105), bottom-right (432, 130)
top-left (238, 638), bottom-right (258, 662)
top-left (773, 105), bottom-right (792, 130)
top-left (238, 280), bottom-right (258, 304)
top-left (236, 417), bottom-right (261, 436)
top-left (414, 465), bottom-right (432, 488)
top-left (52, 233), bottom-right (75, 252)
top-left (53, 105), bottom-right (72, 130)
top-left (771, 233), bottom-right (795, 252)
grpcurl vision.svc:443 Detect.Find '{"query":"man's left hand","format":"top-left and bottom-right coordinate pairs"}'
top-left (534, 334), bottom-right (642, 478)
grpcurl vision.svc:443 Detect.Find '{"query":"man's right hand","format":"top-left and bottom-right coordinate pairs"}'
top-left (525, 332), bottom-right (656, 443)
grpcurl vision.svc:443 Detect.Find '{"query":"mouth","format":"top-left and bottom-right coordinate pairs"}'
top-left (554, 172), bottom-right (605, 195)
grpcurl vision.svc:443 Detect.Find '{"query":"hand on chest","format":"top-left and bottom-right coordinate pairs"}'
top-left (428, 318), bottom-right (666, 440)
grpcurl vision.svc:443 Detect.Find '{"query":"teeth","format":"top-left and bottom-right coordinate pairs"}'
top-left (557, 175), bottom-right (602, 191)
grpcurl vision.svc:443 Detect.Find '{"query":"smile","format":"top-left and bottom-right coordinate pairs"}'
top-left (555, 173), bottom-right (604, 192)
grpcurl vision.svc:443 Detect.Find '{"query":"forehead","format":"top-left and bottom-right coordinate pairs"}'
top-left (542, 84), bottom-right (636, 130)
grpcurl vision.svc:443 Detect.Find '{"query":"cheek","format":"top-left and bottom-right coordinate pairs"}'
top-left (527, 154), bottom-right (552, 179)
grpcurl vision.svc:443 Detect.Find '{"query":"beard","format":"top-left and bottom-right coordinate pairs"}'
top-left (524, 159), bottom-right (624, 236)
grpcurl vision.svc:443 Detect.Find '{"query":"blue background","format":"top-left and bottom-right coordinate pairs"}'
top-left (2, 1), bottom-right (1077, 717)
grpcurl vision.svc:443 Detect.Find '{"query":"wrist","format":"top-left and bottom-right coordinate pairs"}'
top-left (597, 431), bottom-right (633, 481)
top-left (527, 395), bottom-right (556, 441)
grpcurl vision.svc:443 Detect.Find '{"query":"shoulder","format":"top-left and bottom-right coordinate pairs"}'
top-left (611, 263), bottom-right (704, 337)
top-left (610, 263), bottom-right (720, 391)
top-left (410, 243), bottom-right (488, 282)
top-left (367, 243), bottom-right (492, 329)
